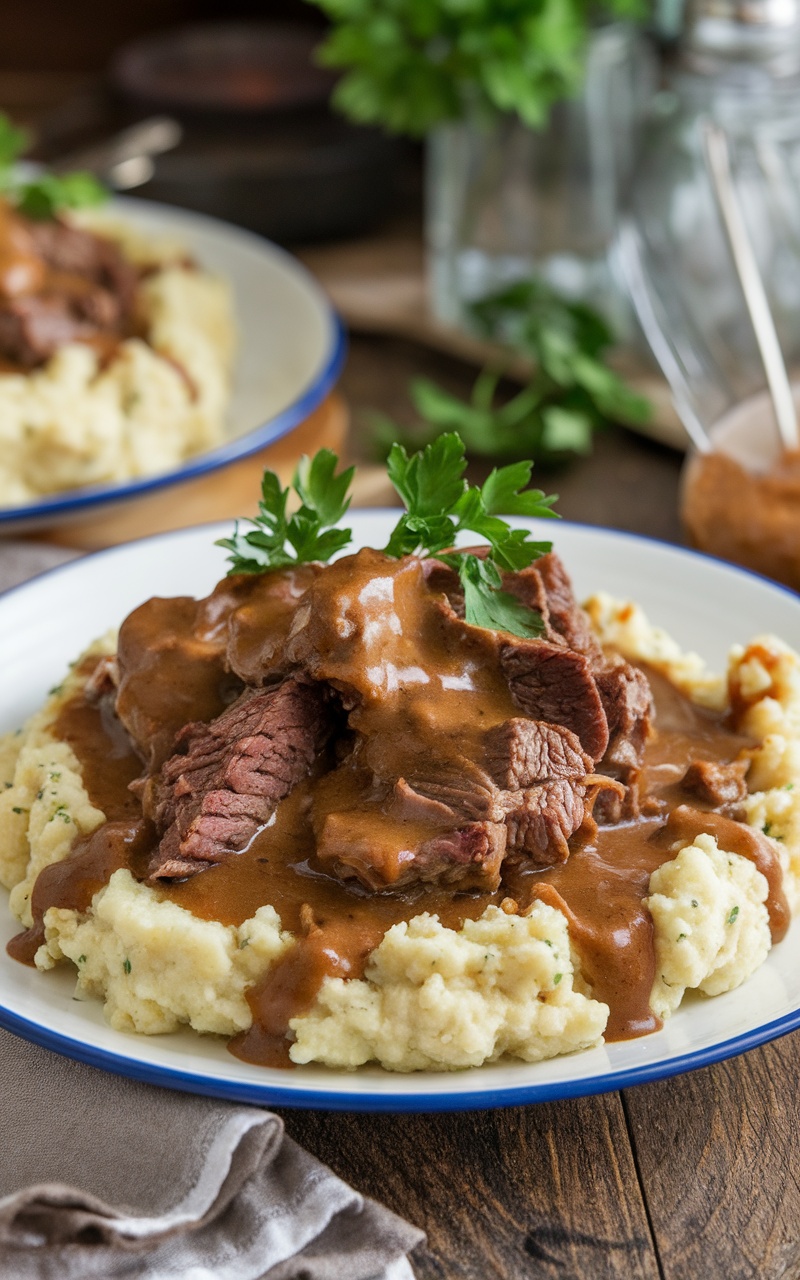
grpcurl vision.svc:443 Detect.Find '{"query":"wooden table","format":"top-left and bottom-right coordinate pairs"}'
top-left (271, 332), bottom-right (798, 1280)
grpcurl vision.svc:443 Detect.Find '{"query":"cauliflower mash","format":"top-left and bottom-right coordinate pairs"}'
top-left (2, 600), bottom-right (797, 1073)
top-left (0, 213), bottom-right (234, 505)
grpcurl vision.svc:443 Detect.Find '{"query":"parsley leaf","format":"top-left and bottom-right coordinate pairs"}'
top-left (384, 434), bottom-right (558, 637)
top-left (216, 449), bottom-right (355, 574)
top-left (15, 171), bottom-right (107, 220)
top-left (372, 277), bottom-right (651, 464)
top-left (0, 110), bottom-right (108, 218)
top-left (0, 114), bottom-right (28, 172)
top-left (220, 436), bottom-right (559, 639)
top-left (307, 0), bottom-right (646, 136)
top-left (443, 553), bottom-right (546, 638)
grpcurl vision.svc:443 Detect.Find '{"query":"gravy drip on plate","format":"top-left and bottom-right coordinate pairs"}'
top-left (6, 567), bottom-right (789, 1065)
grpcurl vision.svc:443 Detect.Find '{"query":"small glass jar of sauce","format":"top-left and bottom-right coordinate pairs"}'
top-left (681, 385), bottom-right (800, 590)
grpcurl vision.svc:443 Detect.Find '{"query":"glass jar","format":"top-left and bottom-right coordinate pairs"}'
top-left (426, 23), bottom-right (656, 334)
top-left (616, 0), bottom-right (800, 437)
top-left (680, 384), bottom-right (800, 589)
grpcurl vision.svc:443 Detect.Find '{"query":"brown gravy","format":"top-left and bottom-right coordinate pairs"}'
top-left (7, 655), bottom-right (788, 1064)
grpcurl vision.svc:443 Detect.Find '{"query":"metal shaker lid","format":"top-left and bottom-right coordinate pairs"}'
top-left (683, 0), bottom-right (800, 74)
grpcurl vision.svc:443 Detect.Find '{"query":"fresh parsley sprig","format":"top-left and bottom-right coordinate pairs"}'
top-left (218, 435), bottom-right (558, 639)
top-left (383, 433), bottom-right (558, 638)
top-left (0, 111), bottom-right (107, 220)
top-left (217, 449), bottom-right (356, 574)
top-left (306, 0), bottom-right (645, 136)
top-left (371, 277), bottom-right (651, 463)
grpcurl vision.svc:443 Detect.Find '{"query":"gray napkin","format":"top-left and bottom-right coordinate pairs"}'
top-left (0, 543), bottom-right (424, 1280)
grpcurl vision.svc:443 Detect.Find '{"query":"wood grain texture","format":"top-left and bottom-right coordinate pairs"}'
top-left (624, 1033), bottom-right (800, 1280)
top-left (279, 1097), bottom-right (660, 1279)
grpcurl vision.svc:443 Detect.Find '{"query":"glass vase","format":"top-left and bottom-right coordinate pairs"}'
top-left (425, 23), bottom-right (656, 335)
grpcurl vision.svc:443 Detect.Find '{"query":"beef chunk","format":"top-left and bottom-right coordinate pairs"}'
top-left (499, 639), bottom-right (609, 762)
top-left (316, 809), bottom-right (507, 892)
top-left (484, 718), bottom-right (592, 789)
top-left (680, 758), bottom-right (749, 811)
top-left (116, 594), bottom-right (244, 769)
top-left (147, 679), bottom-right (334, 881)
top-left (225, 563), bottom-right (320, 685)
top-left (397, 763), bottom-right (501, 825)
top-left (0, 214), bottom-right (138, 368)
top-left (503, 779), bottom-right (590, 864)
top-left (0, 295), bottom-right (91, 367)
top-left (27, 218), bottom-right (138, 315)
top-left (593, 657), bottom-right (654, 822)
top-left (508, 552), bottom-right (602, 657)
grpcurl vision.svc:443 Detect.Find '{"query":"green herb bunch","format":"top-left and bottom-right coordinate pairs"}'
top-left (305, 0), bottom-right (645, 136)
top-left (0, 113), bottom-right (106, 220)
top-left (372, 277), bottom-right (651, 461)
top-left (218, 434), bottom-right (557, 638)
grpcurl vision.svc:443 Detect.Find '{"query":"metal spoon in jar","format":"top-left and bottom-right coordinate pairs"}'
top-left (702, 118), bottom-right (800, 452)
top-left (614, 220), bottom-right (713, 453)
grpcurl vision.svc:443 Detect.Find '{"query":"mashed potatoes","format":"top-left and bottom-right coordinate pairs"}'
top-left (2, 603), bottom-right (799, 1072)
top-left (0, 217), bottom-right (234, 506)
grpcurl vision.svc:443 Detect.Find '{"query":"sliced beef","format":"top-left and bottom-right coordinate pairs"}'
top-left (27, 218), bottom-right (138, 316)
top-left (680, 758), bottom-right (749, 812)
top-left (128, 547), bottom-right (654, 892)
top-left (147, 679), bottom-right (335, 881)
top-left (484, 718), bottom-right (592, 789)
top-left (499, 639), bottom-right (609, 762)
top-left (503, 779), bottom-right (590, 864)
top-left (0, 212), bottom-right (138, 368)
top-left (593, 657), bottom-right (654, 822)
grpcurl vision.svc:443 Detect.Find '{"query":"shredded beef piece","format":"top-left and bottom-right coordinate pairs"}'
top-left (0, 212), bottom-right (138, 368)
top-left (147, 679), bottom-right (334, 881)
top-left (680, 758), bottom-right (750, 812)
top-left (484, 718), bottom-right (592, 789)
top-left (315, 810), bottom-right (507, 892)
top-left (592, 657), bottom-right (654, 822)
top-left (499, 639), bottom-right (609, 762)
top-left (503, 779), bottom-right (589, 864)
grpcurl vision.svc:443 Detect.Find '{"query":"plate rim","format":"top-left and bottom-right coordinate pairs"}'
top-left (1, 999), bottom-right (799, 1113)
top-left (2, 514), bottom-right (800, 1112)
top-left (0, 198), bottom-right (347, 527)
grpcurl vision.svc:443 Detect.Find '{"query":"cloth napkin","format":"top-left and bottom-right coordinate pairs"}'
top-left (0, 542), bottom-right (424, 1280)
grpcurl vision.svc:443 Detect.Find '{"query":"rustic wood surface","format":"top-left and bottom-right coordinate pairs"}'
top-left (27, 236), bottom-right (799, 1278)
top-left (273, 331), bottom-right (800, 1280)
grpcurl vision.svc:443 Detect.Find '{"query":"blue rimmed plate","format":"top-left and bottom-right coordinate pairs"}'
top-left (0, 197), bottom-right (345, 535)
top-left (1, 512), bottom-right (799, 1111)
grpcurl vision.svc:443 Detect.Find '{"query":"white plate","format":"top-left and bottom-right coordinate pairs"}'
top-left (0, 197), bottom-right (345, 535)
top-left (1, 513), bottom-right (799, 1112)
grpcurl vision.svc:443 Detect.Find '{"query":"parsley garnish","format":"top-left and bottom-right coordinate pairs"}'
top-left (383, 434), bottom-right (557, 638)
top-left (219, 435), bottom-right (558, 639)
top-left (15, 171), bottom-right (107, 221)
top-left (371, 278), bottom-right (651, 464)
top-left (0, 111), bottom-right (107, 219)
top-left (727, 906), bottom-right (739, 926)
top-left (308, 0), bottom-right (646, 137)
top-left (217, 449), bottom-right (355, 574)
